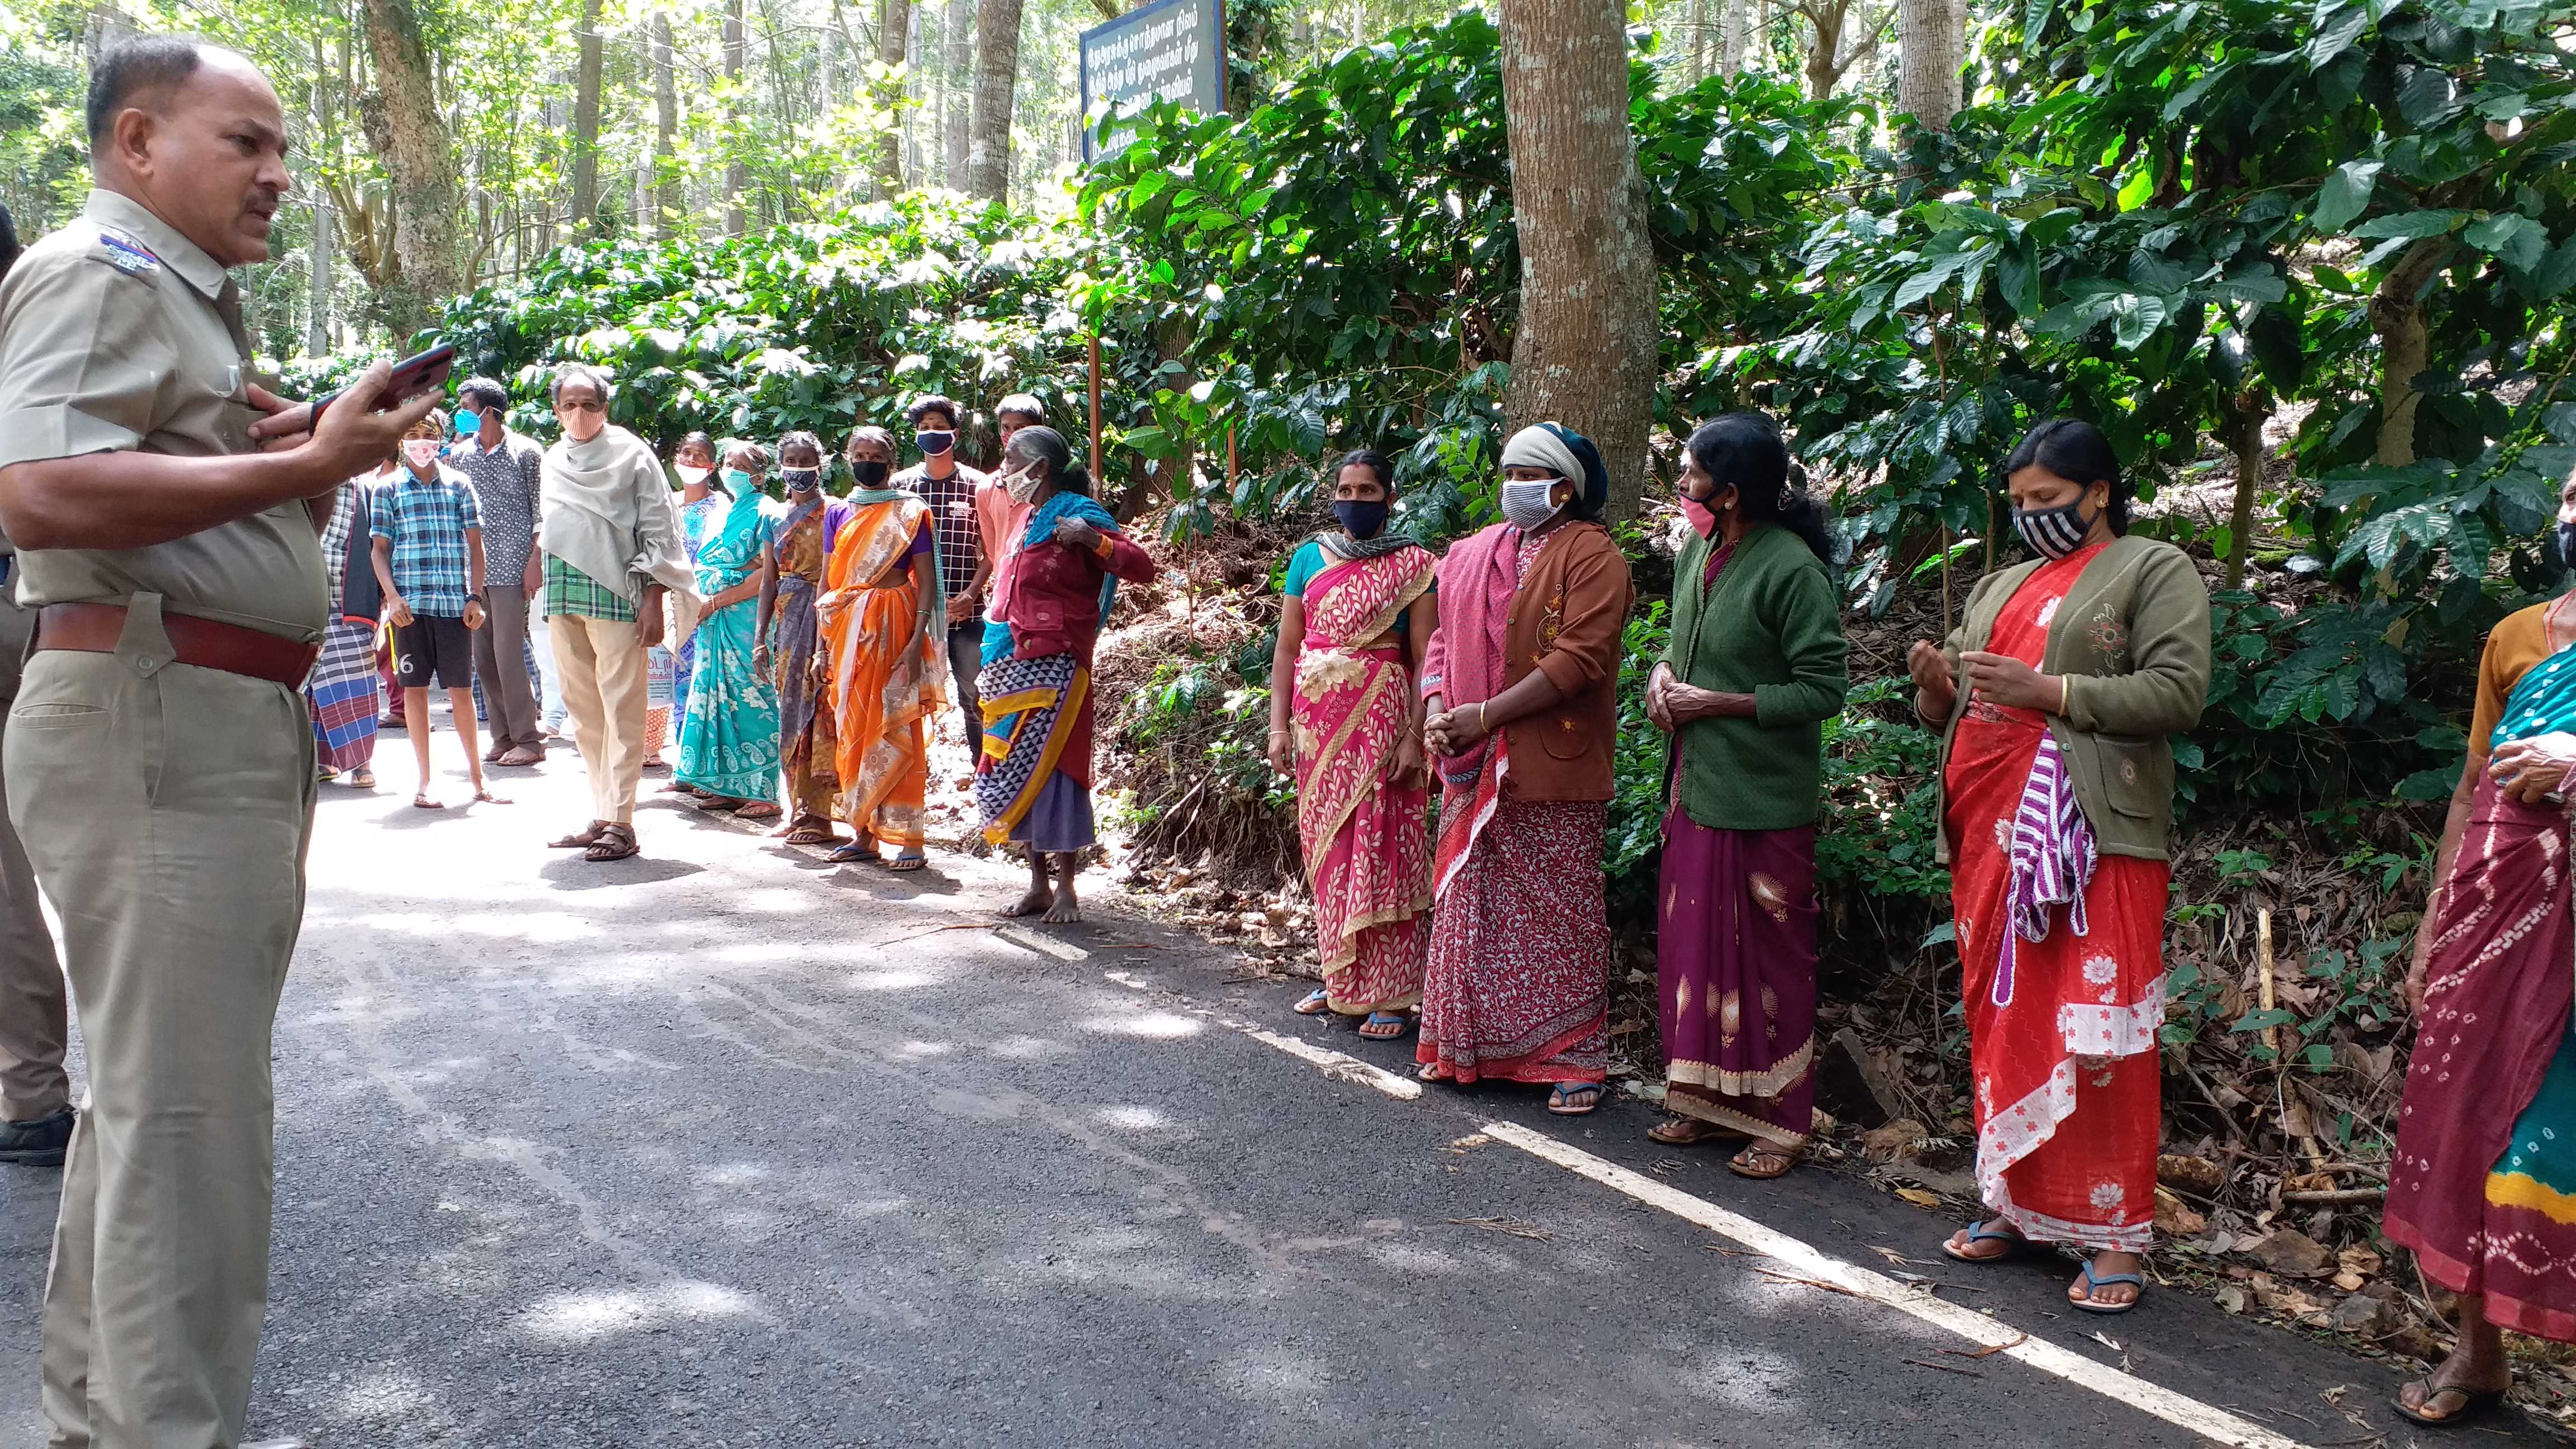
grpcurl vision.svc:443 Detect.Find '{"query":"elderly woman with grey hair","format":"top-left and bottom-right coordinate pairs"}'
top-left (537, 363), bottom-right (700, 861)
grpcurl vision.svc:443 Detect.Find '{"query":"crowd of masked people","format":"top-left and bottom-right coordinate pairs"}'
top-left (306, 367), bottom-right (1146, 918)
top-left (1260, 409), bottom-right (2576, 1428)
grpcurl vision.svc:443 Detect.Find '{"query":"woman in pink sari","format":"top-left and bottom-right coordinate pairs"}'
top-left (1267, 450), bottom-right (1439, 1038)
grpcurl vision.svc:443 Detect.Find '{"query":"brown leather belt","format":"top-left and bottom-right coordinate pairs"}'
top-left (34, 603), bottom-right (320, 686)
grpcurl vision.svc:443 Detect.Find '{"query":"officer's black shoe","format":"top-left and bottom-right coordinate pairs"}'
top-left (0, 1107), bottom-right (73, 1167)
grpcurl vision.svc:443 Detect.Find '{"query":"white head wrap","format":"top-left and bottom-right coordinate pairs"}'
top-left (1501, 425), bottom-right (1586, 489)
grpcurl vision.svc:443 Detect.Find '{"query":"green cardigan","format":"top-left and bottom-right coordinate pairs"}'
top-left (1661, 522), bottom-right (1850, 831)
top-left (1934, 534), bottom-right (2213, 864)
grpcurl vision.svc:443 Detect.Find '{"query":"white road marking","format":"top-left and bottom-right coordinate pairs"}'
top-left (1230, 1025), bottom-right (1423, 1100)
top-left (1479, 1120), bottom-right (2313, 1449)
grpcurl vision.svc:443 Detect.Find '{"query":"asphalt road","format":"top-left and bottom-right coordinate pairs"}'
top-left (0, 714), bottom-right (2540, 1447)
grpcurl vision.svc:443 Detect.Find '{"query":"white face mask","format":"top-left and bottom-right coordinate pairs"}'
top-left (1004, 465), bottom-right (1045, 504)
top-left (675, 464), bottom-right (712, 488)
top-left (402, 439), bottom-right (441, 471)
top-left (1499, 477), bottom-right (1564, 531)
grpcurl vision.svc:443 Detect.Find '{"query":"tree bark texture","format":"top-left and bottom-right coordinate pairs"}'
top-left (360, 0), bottom-right (464, 334)
top-left (877, 0), bottom-right (912, 195)
top-left (1896, 0), bottom-right (1961, 131)
top-left (967, 0), bottom-right (1024, 202)
top-left (1496, 0), bottom-right (1659, 522)
top-left (2220, 392), bottom-right (2269, 589)
top-left (1721, 0), bottom-right (1749, 76)
top-left (944, 0), bottom-right (974, 189)
top-left (2371, 238), bottom-right (2452, 466)
top-left (305, 35), bottom-right (333, 357)
top-left (652, 12), bottom-right (683, 239)
top-left (569, 0), bottom-right (606, 236)
top-left (724, 0), bottom-right (747, 234)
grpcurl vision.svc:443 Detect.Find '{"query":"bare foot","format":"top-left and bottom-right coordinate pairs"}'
top-left (1001, 887), bottom-right (1054, 918)
top-left (473, 787), bottom-right (510, 805)
top-left (1042, 883), bottom-right (1082, 924)
top-left (412, 792), bottom-right (445, 810)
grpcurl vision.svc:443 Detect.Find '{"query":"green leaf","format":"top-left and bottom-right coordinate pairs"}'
top-left (2310, 159), bottom-right (2381, 234)
top-left (2304, 3), bottom-right (2366, 68)
top-left (2466, 212), bottom-right (2549, 272)
top-left (2231, 1007), bottom-right (2297, 1033)
top-left (2349, 210), bottom-right (2466, 241)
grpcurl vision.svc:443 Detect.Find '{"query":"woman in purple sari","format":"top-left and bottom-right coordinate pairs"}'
top-left (1644, 414), bottom-right (1848, 1178)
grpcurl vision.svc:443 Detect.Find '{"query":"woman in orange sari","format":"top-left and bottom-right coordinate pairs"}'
top-left (1266, 449), bottom-right (1438, 1038)
top-left (816, 425), bottom-right (945, 869)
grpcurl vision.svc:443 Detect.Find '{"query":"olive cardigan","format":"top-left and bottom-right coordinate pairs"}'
top-left (1661, 522), bottom-right (1849, 831)
top-left (1933, 534), bottom-right (2213, 863)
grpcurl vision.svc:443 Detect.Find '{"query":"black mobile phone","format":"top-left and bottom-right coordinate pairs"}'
top-left (307, 343), bottom-right (457, 426)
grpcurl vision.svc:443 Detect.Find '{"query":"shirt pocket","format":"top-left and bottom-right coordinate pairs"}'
top-left (1535, 707), bottom-right (1590, 761)
top-left (2094, 733), bottom-right (2163, 820)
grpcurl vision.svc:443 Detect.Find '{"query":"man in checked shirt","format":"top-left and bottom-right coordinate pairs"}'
top-left (897, 393), bottom-right (993, 740)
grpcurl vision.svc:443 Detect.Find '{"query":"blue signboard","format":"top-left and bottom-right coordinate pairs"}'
top-left (1078, 0), bottom-right (1226, 161)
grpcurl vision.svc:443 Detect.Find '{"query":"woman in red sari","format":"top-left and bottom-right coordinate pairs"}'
top-left (2381, 468), bottom-right (2576, 1427)
top-left (1268, 449), bottom-right (1438, 1038)
top-left (1909, 419), bottom-right (2210, 1314)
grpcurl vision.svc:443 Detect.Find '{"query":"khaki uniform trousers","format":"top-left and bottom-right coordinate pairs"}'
top-left (0, 588), bottom-right (70, 1122)
top-left (551, 610), bottom-right (647, 824)
top-left (7, 597), bottom-right (315, 1449)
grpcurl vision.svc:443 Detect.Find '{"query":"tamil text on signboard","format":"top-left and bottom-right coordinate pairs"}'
top-left (1078, 0), bottom-right (1224, 160)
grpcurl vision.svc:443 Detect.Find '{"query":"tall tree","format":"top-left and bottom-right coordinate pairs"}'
top-left (943, 0), bottom-right (972, 188)
top-left (359, 0), bottom-right (465, 333)
top-left (966, 0), bottom-right (1022, 202)
top-left (1896, 0), bottom-right (1962, 130)
top-left (724, 0), bottom-right (747, 234)
top-left (569, 0), bottom-right (607, 235)
top-left (1495, 0), bottom-right (1658, 520)
top-left (652, 11), bottom-right (681, 239)
top-left (877, 0), bottom-right (911, 194)
top-left (304, 32), bottom-right (333, 357)
top-left (1720, 0), bottom-right (1749, 74)
top-left (1792, 0), bottom-right (1878, 100)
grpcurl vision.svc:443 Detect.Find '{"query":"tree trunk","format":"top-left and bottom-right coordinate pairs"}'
top-left (2370, 238), bottom-right (2453, 466)
top-left (944, 0), bottom-right (973, 188)
top-left (2220, 392), bottom-right (2269, 589)
top-left (877, 0), bottom-right (911, 196)
top-left (360, 0), bottom-right (465, 334)
top-left (306, 33), bottom-right (334, 357)
top-left (1720, 0), bottom-right (1748, 75)
top-left (724, 0), bottom-right (747, 234)
top-left (1896, 0), bottom-right (1961, 131)
top-left (1496, 0), bottom-right (1659, 522)
top-left (652, 12), bottom-right (682, 239)
top-left (569, 0), bottom-right (606, 237)
top-left (967, 0), bottom-right (1023, 202)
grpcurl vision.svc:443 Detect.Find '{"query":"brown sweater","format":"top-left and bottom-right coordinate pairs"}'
top-left (1500, 522), bottom-right (1636, 803)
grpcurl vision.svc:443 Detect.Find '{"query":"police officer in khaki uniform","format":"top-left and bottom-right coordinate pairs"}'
top-left (0, 38), bottom-right (434, 1449)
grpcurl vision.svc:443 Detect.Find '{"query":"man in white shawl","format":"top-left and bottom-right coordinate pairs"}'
top-left (536, 364), bottom-right (700, 861)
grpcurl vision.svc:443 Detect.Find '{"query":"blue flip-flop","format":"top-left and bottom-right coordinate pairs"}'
top-left (1547, 1081), bottom-right (1607, 1116)
top-left (2071, 1259), bottom-right (2147, 1314)
top-left (1358, 1011), bottom-right (1412, 1039)
top-left (1940, 1221), bottom-right (2037, 1263)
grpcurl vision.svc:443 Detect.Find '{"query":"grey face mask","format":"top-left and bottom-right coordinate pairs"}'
top-left (2011, 495), bottom-right (2096, 560)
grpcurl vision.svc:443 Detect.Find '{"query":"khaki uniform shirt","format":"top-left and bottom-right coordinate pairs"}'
top-left (0, 190), bottom-right (325, 643)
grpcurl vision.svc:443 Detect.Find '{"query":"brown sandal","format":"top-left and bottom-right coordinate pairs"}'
top-left (584, 824), bottom-right (639, 861)
top-left (550, 820), bottom-right (607, 849)
top-left (1727, 1142), bottom-right (1802, 1180)
top-left (735, 801), bottom-right (783, 821)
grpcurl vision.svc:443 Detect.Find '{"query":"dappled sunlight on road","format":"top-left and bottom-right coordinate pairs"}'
top-left (513, 1280), bottom-right (764, 1344)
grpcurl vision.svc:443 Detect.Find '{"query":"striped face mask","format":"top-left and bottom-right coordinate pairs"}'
top-left (2011, 494), bottom-right (2096, 560)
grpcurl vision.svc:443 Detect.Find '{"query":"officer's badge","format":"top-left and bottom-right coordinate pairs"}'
top-left (96, 228), bottom-right (163, 277)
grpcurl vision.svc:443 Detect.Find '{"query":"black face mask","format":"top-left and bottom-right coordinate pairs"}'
top-left (917, 430), bottom-right (954, 457)
top-left (782, 467), bottom-right (821, 493)
top-left (851, 460), bottom-right (892, 488)
top-left (2011, 495), bottom-right (2096, 560)
top-left (1333, 499), bottom-right (1391, 539)
top-left (2558, 519), bottom-right (2576, 571)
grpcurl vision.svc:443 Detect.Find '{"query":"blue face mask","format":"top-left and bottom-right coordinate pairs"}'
top-left (453, 409), bottom-right (481, 437)
top-left (720, 468), bottom-right (752, 494)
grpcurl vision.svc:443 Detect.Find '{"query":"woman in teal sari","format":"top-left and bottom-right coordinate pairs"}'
top-left (675, 441), bottom-right (784, 818)
top-left (2384, 470), bottom-right (2576, 1426)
